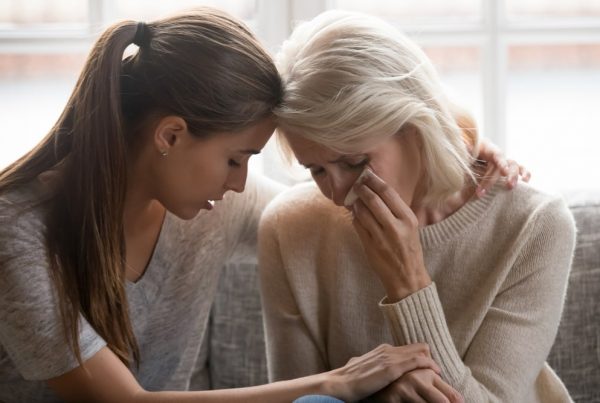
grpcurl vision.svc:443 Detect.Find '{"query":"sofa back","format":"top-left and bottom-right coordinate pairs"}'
top-left (547, 193), bottom-right (600, 402)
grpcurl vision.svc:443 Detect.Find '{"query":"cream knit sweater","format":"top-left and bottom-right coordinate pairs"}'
top-left (258, 182), bottom-right (576, 402)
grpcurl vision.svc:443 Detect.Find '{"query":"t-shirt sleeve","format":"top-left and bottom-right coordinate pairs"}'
top-left (0, 202), bottom-right (106, 381)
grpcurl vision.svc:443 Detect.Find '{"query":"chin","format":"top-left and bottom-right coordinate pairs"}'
top-left (173, 207), bottom-right (203, 221)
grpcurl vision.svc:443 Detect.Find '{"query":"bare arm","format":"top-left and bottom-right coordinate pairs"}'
top-left (47, 344), bottom-right (442, 403)
top-left (47, 346), bottom-right (326, 403)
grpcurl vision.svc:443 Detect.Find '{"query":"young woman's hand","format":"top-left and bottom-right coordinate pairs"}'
top-left (351, 169), bottom-right (430, 302)
top-left (367, 369), bottom-right (463, 403)
top-left (326, 343), bottom-right (442, 402)
top-left (473, 138), bottom-right (531, 198)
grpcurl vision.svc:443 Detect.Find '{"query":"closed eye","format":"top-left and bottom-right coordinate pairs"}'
top-left (228, 159), bottom-right (241, 167)
top-left (310, 166), bottom-right (325, 176)
top-left (341, 158), bottom-right (369, 170)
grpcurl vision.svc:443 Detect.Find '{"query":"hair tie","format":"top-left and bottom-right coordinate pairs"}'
top-left (133, 22), bottom-right (148, 47)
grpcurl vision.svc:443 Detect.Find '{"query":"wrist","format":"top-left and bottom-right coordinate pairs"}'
top-left (316, 369), bottom-right (345, 401)
top-left (384, 275), bottom-right (431, 303)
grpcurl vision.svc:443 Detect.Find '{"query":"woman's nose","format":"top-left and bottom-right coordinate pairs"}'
top-left (327, 177), bottom-right (350, 207)
top-left (226, 165), bottom-right (248, 193)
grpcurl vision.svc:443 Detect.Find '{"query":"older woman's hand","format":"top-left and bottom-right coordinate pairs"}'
top-left (473, 138), bottom-right (531, 198)
top-left (351, 169), bottom-right (430, 302)
top-left (367, 369), bottom-right (464, 403)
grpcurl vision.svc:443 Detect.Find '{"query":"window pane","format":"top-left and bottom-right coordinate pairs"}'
top-left (423, 46), bottom-right (483, 133)
top-left (0, 0), bottom-right (88, 26)
top-left (333, 0), bottom-right (481, 23)
top-left (506, 44), bottom-right (600, 192)
top-left (506, 0), bottom-right (600, 19)
top-left (0, 54), bottom-right (86, 170)
top-left (113, 0), bottom-right (257, 22)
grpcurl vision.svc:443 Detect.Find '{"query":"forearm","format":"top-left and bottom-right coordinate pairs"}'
top-left (133, 373), bottom-right (331, 403)
top-left (49, 347), bottom-right (333, 403)
top-left (379, 284), bottom-right (465, 382)
top-left (378, 282), bottom-right (564, 402)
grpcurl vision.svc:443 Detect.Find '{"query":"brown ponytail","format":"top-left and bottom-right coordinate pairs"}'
top-left (0, 8), bottom-right (282, 368)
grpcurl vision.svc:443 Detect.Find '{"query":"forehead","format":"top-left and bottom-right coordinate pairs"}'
top-left (284, 134), bottom-right (342, 163)
top-left (214, 117), bottom-right (276, 149)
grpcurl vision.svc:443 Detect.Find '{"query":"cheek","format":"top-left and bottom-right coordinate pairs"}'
top-left (313, 176), bottom-right (330, 198)
top-left (177, 151), bottom-right (227, 194)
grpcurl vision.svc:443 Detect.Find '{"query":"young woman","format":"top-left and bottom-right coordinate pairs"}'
top-left (259, 10), bottom-right (575, 403)
top-left (0, 7), bottom-right (526, 403)
top-left (0, 8), bottom-right (456, 403)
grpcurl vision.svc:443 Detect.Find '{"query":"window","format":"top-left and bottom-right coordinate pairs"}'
top-left (0, 0), bottom-right (258, 170)
top-left (2, 0), bottom-right (599, 192)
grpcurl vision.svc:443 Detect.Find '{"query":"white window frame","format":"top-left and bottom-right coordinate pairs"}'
top-left (2, 0), bottom-right (599, 157)
top-left (277, 0), bottom-right (600, 149)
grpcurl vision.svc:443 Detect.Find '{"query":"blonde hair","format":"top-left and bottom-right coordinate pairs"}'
top-left (275, 10), bottom-right (477, 205)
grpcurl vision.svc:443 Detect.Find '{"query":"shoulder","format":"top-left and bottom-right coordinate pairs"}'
top-left (0, 183), bottom-right (48, 250)
top-left (260, 181), bottom-right (340, 231)
top-left (491, 182), bottom-right (576, 242)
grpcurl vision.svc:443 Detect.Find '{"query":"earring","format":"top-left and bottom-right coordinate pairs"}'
top-left (160, 150), bottom-right (168, 157)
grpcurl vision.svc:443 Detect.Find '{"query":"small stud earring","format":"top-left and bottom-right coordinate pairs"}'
top-left (160, 150), bottom-right (168, 157)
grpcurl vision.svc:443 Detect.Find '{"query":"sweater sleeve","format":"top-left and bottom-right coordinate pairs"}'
top-left (378, 197), bottom-right (576, 402)
top-left (258, 205), bottom-right (329, 382)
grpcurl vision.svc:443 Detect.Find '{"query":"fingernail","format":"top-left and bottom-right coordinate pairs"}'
top-left (477, 187), bottom-right (486, 197)
top-left (360, 168), bottom-right (373, 183)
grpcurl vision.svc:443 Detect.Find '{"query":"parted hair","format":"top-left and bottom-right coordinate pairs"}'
top-left (275, 10), bottom-right (477, 205)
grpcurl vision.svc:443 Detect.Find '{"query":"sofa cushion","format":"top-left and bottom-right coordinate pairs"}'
top-left (548, 193), bottom-right (600, 402)
top-left (208, 262), bottom-right (268, 389)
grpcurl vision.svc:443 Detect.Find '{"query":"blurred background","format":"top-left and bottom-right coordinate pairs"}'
top-left (1, 0), bottom-right (599, 192)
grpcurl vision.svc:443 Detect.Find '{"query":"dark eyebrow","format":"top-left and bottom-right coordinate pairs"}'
top-left (239, 149), bottom-right (261, 155)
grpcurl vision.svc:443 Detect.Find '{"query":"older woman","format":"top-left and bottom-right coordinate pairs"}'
top-left (259, 10), bottom-right (575, 402)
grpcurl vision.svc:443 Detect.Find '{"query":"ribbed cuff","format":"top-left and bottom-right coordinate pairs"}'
top-left (378, 283), bottom-right (464, 384)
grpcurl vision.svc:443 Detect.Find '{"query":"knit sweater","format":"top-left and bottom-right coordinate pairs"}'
top-left (258, 182), bottom-right (576, 402)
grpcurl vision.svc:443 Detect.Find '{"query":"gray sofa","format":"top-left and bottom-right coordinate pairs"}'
top-left (203, 193), bottom-right (600, 402)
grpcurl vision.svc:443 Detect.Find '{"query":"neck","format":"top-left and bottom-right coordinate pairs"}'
top-left (411, 184), bottom-right (476, 227)
top-left (123, 156), bottom-right (165, 237)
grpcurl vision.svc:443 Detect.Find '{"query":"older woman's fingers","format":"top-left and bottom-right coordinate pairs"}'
top-left (354, 181), bottom-right (398, 233)
top-left (359, 168), bottom-right (413, 220)
top-left (433, 377), bottom-right (464, 403)
top-left (417, 385), bottom-right (451, 403)
top-left (352, 199), bottom-right (386, 245)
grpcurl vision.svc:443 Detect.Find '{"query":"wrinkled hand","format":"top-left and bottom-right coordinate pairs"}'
top-left (351, 169), bottom-right (430, 303)
top-left (474, 138), bottom-right (531, 198)
top-left (367, 369), bottom-right (464, 403)
top-left (330, 343), bottom-right (441, 403)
